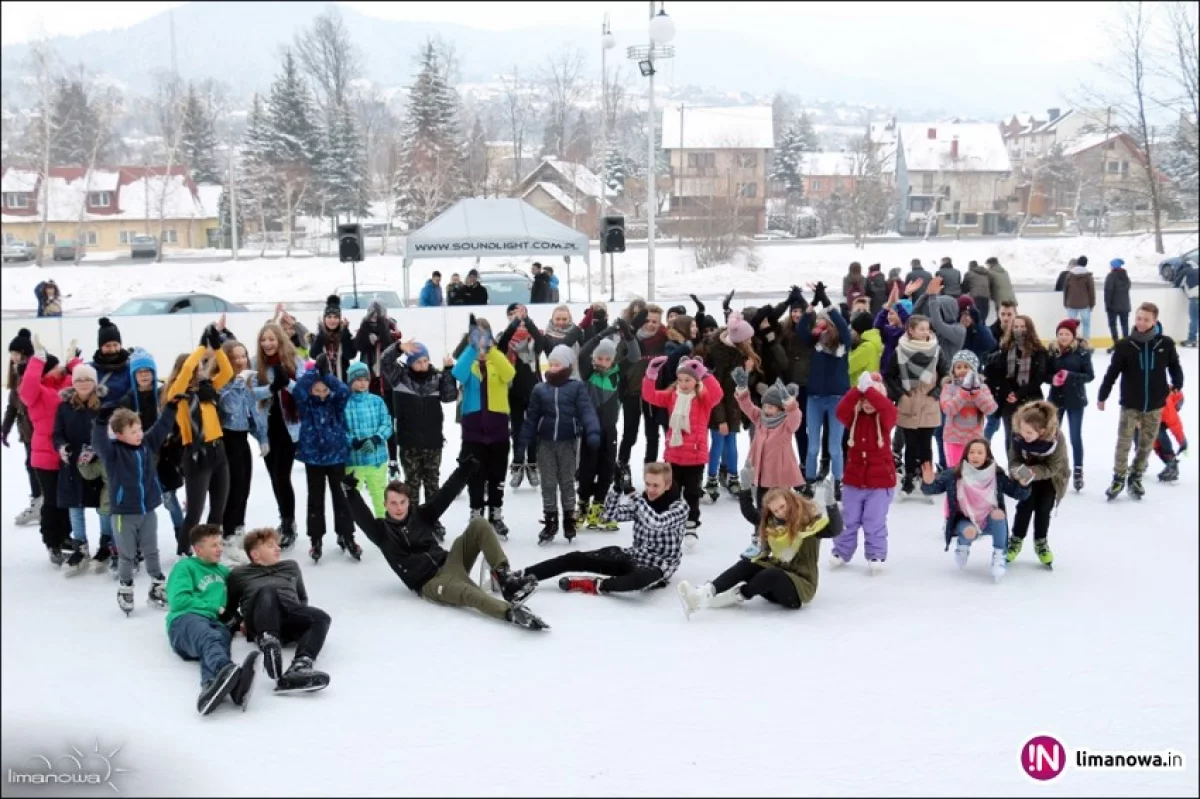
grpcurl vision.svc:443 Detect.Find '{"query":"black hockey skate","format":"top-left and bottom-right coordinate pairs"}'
top-left (506, 604), bottom-right (550, 631)
top-left (1158, 459), bottom-right (1180, 483)
top-left (147, 578), bottom-right (167, 609)
top-left (488, 508), bottom-right (510, 539)
top-left (197, 662), bottom-right (241, 716)
top-left (1072, 466), bottom-right (1084, 492)
top-left (275, 657), bottom-right (330, 694)
top-left (229, 651), bottom-right (260, 711)
top-left (1127, 471), bottom-right (1145, 500)
top-left (309, 538), bottom-right (323, 563)
top-left (278, 519), bottom-right (297, 550)
top-left (494, 567), bottom-right (538, 605)
top-left (257, 632), bottom-right (283, 680)
top-left (704, 475), bottom-right (720, 502)
top-left (1105, 473), bottom-right (1126, 501)
top-left (617, 462), bottom-right (633, 494)
top-left (537, 511), bottom-right (559, 546)
top-left (337, 533), bottom-right (363, 561)
top-left (815, 456), bottom-right (831, 484)
top-left (834, 479), bottom-right (844, 502)
top-left (562, 511), bottom-right (578, 542)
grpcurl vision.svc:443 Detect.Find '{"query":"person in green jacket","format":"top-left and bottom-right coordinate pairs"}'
top-left (166, 524), bottom-right (260, 715)
top-left (848, 311), bottom-right (884, 388)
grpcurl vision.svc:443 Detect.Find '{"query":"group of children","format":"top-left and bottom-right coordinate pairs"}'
top-left (2, 265), bottom-right (1188, 713)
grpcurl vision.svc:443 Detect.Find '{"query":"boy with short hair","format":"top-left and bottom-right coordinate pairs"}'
top-left (343, 361), bottom-right (393, 516)
top-left (91, 402), bottom-right (179, 614)
top-left (226, 528), bottom-right (331, 693)
top-left (165, 524), bottom-right (260, 715)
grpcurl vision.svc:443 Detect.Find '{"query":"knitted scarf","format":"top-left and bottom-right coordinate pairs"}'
top-left (507, 325), bottom-right (537, 368)
top-left (1012, 435), bottom-right (1057, 460)
top-left (1006, 337), bottom-right (1033, 387)
top-left (956, 461), bottom-right (998, 530)
top-left (895, 335), bottom-right (940, 393)
top-left (760, 407), bottom-right (789, 430)
top-left (668, 390), bottom-right (694, 447)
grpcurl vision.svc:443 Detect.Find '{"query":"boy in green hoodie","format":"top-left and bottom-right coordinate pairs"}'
top-left (166, 524), bottom-right (260, 715)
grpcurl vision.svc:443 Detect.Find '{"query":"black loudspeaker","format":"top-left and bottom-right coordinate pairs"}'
top-left (338, 223), bottom-right (365, 262)
top-left (601, 215), bottom-right (625, 254)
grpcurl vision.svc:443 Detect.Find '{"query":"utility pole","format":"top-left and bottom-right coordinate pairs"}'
top-left (599, 14), bottom-right (611, 292)
top-left (677, 103), bottom-right (684, 248)
top-left (646, 0), bottom-right (658, 302)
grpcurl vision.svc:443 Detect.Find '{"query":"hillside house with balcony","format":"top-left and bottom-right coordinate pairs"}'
top-left (513, 157), bottom-right (616, 237)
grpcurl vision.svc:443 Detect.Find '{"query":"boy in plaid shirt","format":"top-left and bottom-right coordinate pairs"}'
top-left (343, 361), bottom-right (393, 516)
top-left (518, 462), bottom-right (687, 595)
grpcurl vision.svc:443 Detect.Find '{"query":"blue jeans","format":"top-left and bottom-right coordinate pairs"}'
top-left (1056, 406), bottom-right (1085, 468)
top-left (708, 429), bottom-right (738, 477)
top-left (984, 412), bottom-right (1001, 445)
top-left (805, 395), bottom-right (845, 481)
top-left (168, 614), bottom-right (233, 685)
top-left (933, 413), bottom-right (947, 468)
top-left (955, 515), bottom-right (1008, 550)
top-left (1067, 307), bottom-right (1092, 339)
top-left (68, 507), bottom-right (114, 544)
top-left (163, 490), bottom-right (184, 530)
top-left (1188, 297), bottom-right (1198, 342)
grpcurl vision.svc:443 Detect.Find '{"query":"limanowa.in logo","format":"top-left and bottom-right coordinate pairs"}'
top-left (6, 739), bottom-right (132, 793)
top-left (1021, 734), bottom-right (1186, 781)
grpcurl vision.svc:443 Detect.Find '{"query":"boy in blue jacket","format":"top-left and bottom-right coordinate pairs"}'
top-left (520, 345), bottom-right (601, 545)
top-left (343, 361), bottom-right (393, 517)
top-left (92, 399), bottom-right (184, 615)
top-left (294, 355), bottom-right (357, 563)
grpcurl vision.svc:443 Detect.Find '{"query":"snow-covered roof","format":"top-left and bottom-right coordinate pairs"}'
top-left (898, 123), bottom-right (1011, 173)
top-left (661, 104), bottom-right (774, 150)
top-left (521, 158), bottom-right (614, 200)
top-left (1, 168), bottom-right (39, 192)
top-left (524, 181), bottom-right (580, 211)
top-left (800, 151), bottom-right (859, 176)
top-left (0, 168), bottom-right (210, 223)
top-left (1061, 132), bottom-right (1120, 157)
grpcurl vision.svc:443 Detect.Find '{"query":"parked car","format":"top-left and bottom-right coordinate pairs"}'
top-left (1160, 247), bottom-right (1199, 283)
top-left (130, 235), bottom-right (160, 259)
top-left (476, 270), bottom-right (533, 306)
top-left (335, 285), bottom-right (405, 310)
top-left (110, 292), bottom-right (248, 316)
top-left (2, 241), bottom-right (37, 263)
top-left (52, 239), bottom-right (84, 261)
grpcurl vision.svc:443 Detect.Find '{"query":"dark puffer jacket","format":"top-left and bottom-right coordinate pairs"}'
top-left (579, 328), bottom-right (640, 431)
top-left (311, 325), bottom-right (357, 381)
top-left (89, 404), bottom-right (176, 515)
top-left (293, 371), bottom-right (350, 466)
top-left (705, 336), bottom-right (753, 433)
top-left (385, 358), bottom-right (457, 451)
top-left (985, 344), bottom-right (1048, 417)
top-left (226, 560), bottom-right (309, 633)
top-left (1047, 342), bottom-right (1095, 410)
top-left (53, 387), bottom-right (108, 508)
top-left (345, 461), bottom-right (472, 592)
top-left (519, 372), bottom-right (601, 447)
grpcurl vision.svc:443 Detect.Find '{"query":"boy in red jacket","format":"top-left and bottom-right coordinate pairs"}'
top-left (831, 372), bottom-right (898, 574)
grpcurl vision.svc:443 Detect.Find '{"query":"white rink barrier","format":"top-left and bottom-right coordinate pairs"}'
top-left (1, 288), bottom-right (1191, 376)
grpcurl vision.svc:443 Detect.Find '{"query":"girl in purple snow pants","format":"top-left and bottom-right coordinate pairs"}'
top-left (832, 485), bottom-right (894, 563)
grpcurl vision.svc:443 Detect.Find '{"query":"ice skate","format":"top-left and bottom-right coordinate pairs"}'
top-left (147, 577), bottom-right (167, 609)
top-left (683, 520), bottom-right (699, 554)
top-left (868, 559), bottom-right (884, 575)
top-left (798, 483), bottom-right (815, 499)
top-left (717, 465), bottom-right (730, 489)
top-left (1127, 471), bottom-right (1145, 500)
top-left (229, 651), bottom-right (260, 712)
top-left (562, 511), bottom-right (578, 542)
top-left (1006, 537), bottom-right (1023, 563)
top-left (954, 543), bottom-right (970, 570)
top-left (833, 479), bottom-right (844, 502)
top-left (829, 551), bottom-right (848, 568)
top-left (257, 632), bottom-right (283, 681)
top-left (91, 536), bottom-right (114, 573)
top-left (278, 519), bottom-right (297, 550)
top-left (537, 511), bottom-right (559, 546)
top-left (197, 662), bottom-right (240, 716)
top-left (617, 462), bottom-right (633, 494)
top-left (508, 463), bottom-right (526, 489)
top-left (707, 584), bottom-right (746, 609)
top-left (1158, 459), bottom-right (1180, 482)
top-left (725, 476), bottom-right (742, 497)
top-left (1105, 473), bottom-right (1126, 501)
top-left (337, 533), bottom-right (363, 561)
top-left (676, 580), bottom-right (706, 619)
top-left (1072, 466), bottom-right (1084, 492)
top-left (506, 604), bottom-right (549, 631)
top-left (488, 507), bottom-right (510, 539)
top-left (493, 566), bottom-right (538, 605)
top-left (14, 496), bottom-right (41, 527)
top-left (990, 549), bottom-right (1007, 581)
top-left (815, 456), bottom-right (831, 484)
top-left (63, 540), bottom-right (88, 577)
top-left (47, 546), bottom-right (64, 567)
top-left (1034, 539), bottom-right (1054, 569)
top-left (387, 460), bottom-right (401, 482)
top-left (309, 538), bottom-right (323, 563)
top-left (559, 576), bottom-right (600, 595)
top-left (275, 656), bottom-right (330, 693)
top-left (117, 582), bottom-right (134, 616)
top-left (524, 464), bottom-right (541, 488)
top-left (704, 475), bottom-right (720, 503)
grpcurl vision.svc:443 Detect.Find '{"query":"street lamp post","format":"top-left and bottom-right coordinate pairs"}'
top-left (600, 15), bottom-right (615, 298)
top-left (627, 2), bottom-right (675, 302)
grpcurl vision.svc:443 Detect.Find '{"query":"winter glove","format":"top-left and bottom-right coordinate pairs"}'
top-left (732, 366), bottom-right (749, 390)
top-left (856, 371), bottom-right (876, 393)
top-left (785, 383), bottom-right (800, 401)
top-left (32, 334), bottom-right (46, 358)
top-left (468, 313), bottom-right (478, 337)
top-left (616, 318), bottom-right (634, 340)
top-left (1052, 369), bottom-right (1069, 387)
top-left (961, 372), bottom-right (981, 391)
top-left (645, 355), bottom-right (668, 381)
top-left (259, 441), bottom-right (270, 459)
top-left (270, 365), bottom-right (290, 394)
top-left (351, 438), bottom-right (369, 451)
top-left (740, 463), bottom-right (756, 490)
top-left (593, 309), bottom-right (608, 329)
top-left (813, 282), bottom-right (831, 308)
top-left (369, 434), bottom-right (384, 447)
top-left (200, 324), bottom-right (222, 351)
top-left (196, 380), bottom-right (220, 404)
top-left (79, 446), bottom-right (95, 465)
top-left (67, 339), bottom-right (80, 358)
top-left (689, 294), bottom-right (707, 316)
top-left (722, 289), bottom-right (736, 319)
top-left (631, 309), bottom-right (649, 331)
top-left (165, 392), bottom-right (192, 409)
top-left (314, 353), bottom-right (332, 377)
top-left (341, 472), bottom-right (360, 491)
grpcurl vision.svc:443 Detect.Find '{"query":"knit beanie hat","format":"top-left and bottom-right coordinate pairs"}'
top-left (950, 350), bottom-right (980, 373)
top-left (897, 299), bottom-right (914, 316)
top-left (957, 295), bottom-right (975, 314)
top-left (850, 311), bottom-right (874, 336)
top-left (868, 263), bottom-right (882, 274)
top-left (676, 358), bottom-right (707, 382)
top-left (97, 317), bottom-right (122, 348)
top-left (129, 348), bottom-right (157, 383)
top-left (506, 302), bottom-right (522, 315)
top-left (324, 294), bottom-right (342, 319)
top-left (71, 363), bottom-right (98, 385)
top-left (407, 343), bottom-right (431, 365)
top-left (8, 327), bottom-right (33, 357)
top-left (593, 338), bottom-right (617, 361)
top-left (888, 267), bottom-right (902, 280)
top-left (667, 304), bottom-right (687, 318)
top-left (1110, 258), bottom-right (1125, 269)
top-left (346, 361), bottom-right (370, 382)
top-left (1056, 318), bottom-right (1080, 338)
top-left (1077, 256), bottom-right (1089, 268)
top-left (726, 310), bottom-right (754, 345)
top-left (697, 313), bottom-right (719, 334)
top-left (761, 380), bottom-right (797, 411)
top-left (549, 345), bottom-right (576, 370)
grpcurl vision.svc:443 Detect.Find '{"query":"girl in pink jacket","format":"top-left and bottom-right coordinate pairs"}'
top-left (19, 337), bottom-right (79, 563)
top-left (734, 373), bottom-right (803, 558)
top-left (642, 356), bottom-right (723, 550)
top-left (939, 350), bottom-right (998, 468)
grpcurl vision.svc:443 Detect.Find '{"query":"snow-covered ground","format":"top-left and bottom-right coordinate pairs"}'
top-left (1, 352), bottom-right (1197, 797)
top-left (3, 231), bottom-right (1195, 315)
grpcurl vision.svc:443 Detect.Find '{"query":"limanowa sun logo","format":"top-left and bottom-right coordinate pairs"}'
top-left (6, 739), bottom-right (132, 793)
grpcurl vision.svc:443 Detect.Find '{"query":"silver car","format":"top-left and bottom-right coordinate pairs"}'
top-left (2, 241), bottom-right (36, 263)
top-left (130, 235), bottom-right (159, 259)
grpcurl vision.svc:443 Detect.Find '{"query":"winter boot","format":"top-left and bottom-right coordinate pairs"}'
top-left (92, 535), bottom-right (114, 573)
top-left (1034, 538), bottom-right (1054, 568)
top-left (707, 583), bottom-right (747, 609)
top-left (1158, 459), bottom-right (1180, 482)
top-left (488, 507), bottom-right (510, 539)
top-left (704, 475), bottom-right (720, 502)
top-left (525, 464), bottom-right (541, 488)
top-left (509, 463), bottom-right (526, 489)
top-left (1006, 536), bottom-right (1023, 563)
top-left (338, 533), bottom-right (363, 560)
top-left (954, 543), bottom-right (970, 570)
top-left (816, 455), bottom-right (831, 484)
top-left (197, 662), bottom-right (241, 715)
top-left (506, 604), bottom-right (550, 631)
top-left (562, 510), bottom-right (578, 542)
top-left (1072, 466), bottom-right (1084, 492)
top-left (309, 537), bottom-right (323, 563)
top-left (833, 479), bottom-right (844, 502)
top-left (990, 548), bottom-right (1007, 581)
top-left (537, 511), bottom-right (559, 545)
top-left (275, 656), bottom-right (330, 693)
top-left (229, 651), bottom-right (260, 711)
top-left (64, 540), bottom-right (89, 577)
top-left (1128, 471), bottom-right (1145, 500)
top-left (493, 565), bottom-right (538, 605)
top-left (278, 519), bottom-right (297, 550)
top-left (1105, 473), bottom-right (1126, 501)
top-left (147, 577), bottom-right (167, 608)
top-left (14, 495), bottom-right (41, 526)
top-left (584, 502), bottom-right (603, 530)
top-left (117, 582), bottom-right (134, 616)
top-left (257, 632), bottom-right (284, 681)
top-left (617, 461), bottom-right (633, 494)
top-left (559, 576), bottom-right (600, 595)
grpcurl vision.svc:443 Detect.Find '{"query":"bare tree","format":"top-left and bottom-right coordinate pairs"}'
top-left (842, 134), bottom-right (894, 248)
top-left (71, 80), bottom-right (122, 263)
top-left (21, 41), bottom-right (61, 266)
top-left (500, 65), bottom-right (533, 184)
top-left (141, 70), bottom-right (191, 261)
top-left (293, 7), bottom-right (363, 115)
top-left (538, 47), bottom-right (587, 160)
top-left (1018, 144), bottom-right (1079, 236)
top-left (1161, 1), bottom-right (1198, 122)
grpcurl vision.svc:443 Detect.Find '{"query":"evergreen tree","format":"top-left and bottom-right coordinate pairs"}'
top-left (565, 109), bottom-right (593, 165)
top-left (394, 40), bottom-right (467, 228)
top-left (238, 93), bottom-right (276, 234)
top-left (265, 50), bottom-right (320, 236)
top-left (332, 102), bottom-right (369, 218)
top-left (794, 112), bottom-right (820, 152)
top-left (180, 82), bottom-right (220, 183)
top-left (1157, 119), bottom-right (1199, 219)
top-left (770, 123), bottom-right (806, 200)
top-left (49, 78), bottom-right (109, 165)
top-left (464, 115), bottom-right (489, 196)
top-left (603, 142), bottom-right (625, 196)
top-left (217, 186), bottom-right (243, 249)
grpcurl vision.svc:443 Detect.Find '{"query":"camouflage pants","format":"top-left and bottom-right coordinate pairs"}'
top-left (1113, 408), bottom-right (1162, 478)
top-left (400, 448), bottom-right (442, 506)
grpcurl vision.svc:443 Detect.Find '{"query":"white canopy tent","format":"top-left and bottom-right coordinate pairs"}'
top-left (401, 198), bottom-right (591, 304)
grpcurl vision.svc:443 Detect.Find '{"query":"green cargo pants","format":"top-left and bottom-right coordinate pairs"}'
top-left (1114, 407), bottom-right (1163, 478)
top-left (419, 518), bottom-right (511, 620)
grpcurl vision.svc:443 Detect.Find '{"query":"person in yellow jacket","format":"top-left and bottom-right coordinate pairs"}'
top-left (848, 311), bottom-right (884, 388)
top-left (167, 323), bottom-right (234, 555)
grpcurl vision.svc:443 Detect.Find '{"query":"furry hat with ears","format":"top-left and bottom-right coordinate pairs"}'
top-left (761, 379), bottom-right (799, 411)
top-left (324, 294), bottom-right (342, 318)
top-left (725, 310), bottom-right (754, 345)
top-left (676, 358), bottom-right (708, 382)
